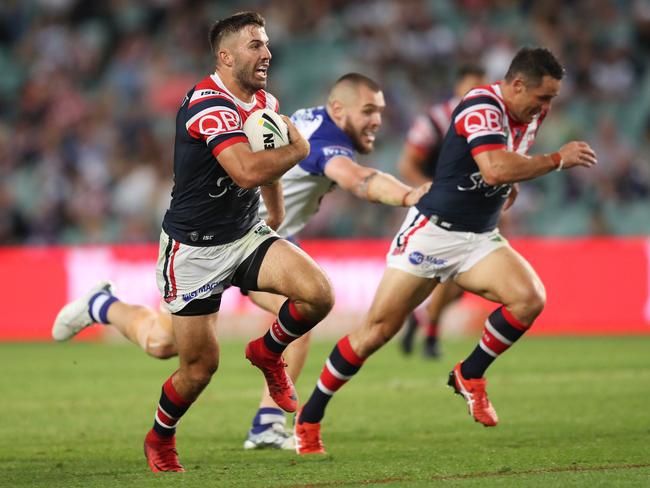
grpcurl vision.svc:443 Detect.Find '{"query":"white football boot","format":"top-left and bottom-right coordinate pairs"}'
top-left (51, 281), bottom-right (114, 341)
top-left (243, 423), bottom-right (295, 450)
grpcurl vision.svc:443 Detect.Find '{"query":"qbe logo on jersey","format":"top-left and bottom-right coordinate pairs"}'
top-left (463, 107), bottom-right (502, 134)
top-left (455, 103), bottom-right (504, 141)
top-left (187, 106), bottom-right (241, 137)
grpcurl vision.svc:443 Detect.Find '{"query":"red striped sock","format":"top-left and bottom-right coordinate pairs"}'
top-left (152, 374), bottom-right (193, 437)
top-left (461, 306), bottom-right (529, 379)
top-left (300, 336), bottom-right (365, 423)
top-left (263, 300), bottom-right (317, 354)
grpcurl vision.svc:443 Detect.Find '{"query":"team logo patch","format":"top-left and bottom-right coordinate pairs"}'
top-left (409, 251), bottom-right (447, 268)
top-left (187, 106), bottom-right (241, 137)
top-left (254, 224), bottom-right (272, 236)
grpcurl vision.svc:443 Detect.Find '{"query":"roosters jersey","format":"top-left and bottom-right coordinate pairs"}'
top-left (259, 106), bottom-right (356, 238)
top-left (405, 97), bottom-right (458, 179)
top-left (162, 72), bottom-right (279, 246)
top-left (416, 83), bottom-right (547, 233)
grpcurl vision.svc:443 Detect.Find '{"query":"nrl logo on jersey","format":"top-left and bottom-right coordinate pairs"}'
top-left (457, 171), bottom-right (512, 198)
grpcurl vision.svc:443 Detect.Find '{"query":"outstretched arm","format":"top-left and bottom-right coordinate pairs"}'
top-left (324, 155), bottom-right (430, 207)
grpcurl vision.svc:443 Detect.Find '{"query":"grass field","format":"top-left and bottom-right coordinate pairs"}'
top-left (2, 336), bottom-right (650, 487)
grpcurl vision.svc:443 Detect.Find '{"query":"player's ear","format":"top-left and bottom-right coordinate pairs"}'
top-left (512, 76), bottom-right (526, 94)
top-left (329, 100), bottom-right (345, 118)
top-left (219, 48), bottom-right (234, 68)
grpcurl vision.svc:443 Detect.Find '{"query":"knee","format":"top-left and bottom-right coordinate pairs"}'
top-left (514, 283), bottom-right (546, 323)
top-left (147, 343), bottom-right (177, 360)
top-left (185, 355), bottom-right (219, 389)
top-left (297, 273), bottom-right (335, 321)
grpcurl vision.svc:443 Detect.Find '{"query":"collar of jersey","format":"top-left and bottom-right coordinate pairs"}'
top-left (210, 72), bottom-right (258, 112)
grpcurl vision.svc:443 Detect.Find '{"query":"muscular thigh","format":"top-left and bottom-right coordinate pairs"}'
top-left (454, 246), bottom-right (544, 305)
top-left (350, 268), bottom-right (436, 356)
top-left (368, 268), bottom-right (436, 330)
top-left (171, 313), bottom-right (219, 365)
top-left (256, 239), bottom-right (330, 301)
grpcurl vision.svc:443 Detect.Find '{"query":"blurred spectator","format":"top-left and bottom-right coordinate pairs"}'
top-left (1, 0), bottom-right (649, 245)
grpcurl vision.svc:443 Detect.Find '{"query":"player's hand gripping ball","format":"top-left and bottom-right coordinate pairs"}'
top-left (243, 109), bottom-right (289, 152)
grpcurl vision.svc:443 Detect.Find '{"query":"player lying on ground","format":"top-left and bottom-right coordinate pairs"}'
top-left (293, 47), bottom-right (598, 455)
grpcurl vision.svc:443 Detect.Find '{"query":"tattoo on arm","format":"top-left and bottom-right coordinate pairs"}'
top-left (358, 171), bottom-right (378, 197)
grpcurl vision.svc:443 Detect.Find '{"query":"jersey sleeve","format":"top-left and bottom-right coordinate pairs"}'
top-left (185, 91), bottom-right (247, 157)
top-left (314, 143), bottom-right (355, 174)
top-left (453, 95), bottom-right (506, 157)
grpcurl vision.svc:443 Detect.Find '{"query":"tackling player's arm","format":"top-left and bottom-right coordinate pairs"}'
top-left (324, 155), bottom-right (430, 207)
top-left (474, 141), bottom-right (597, 186)
top-left (260, 180), bottom-right (284, 231)
top-left (218, 116), bottom-right (310, 188)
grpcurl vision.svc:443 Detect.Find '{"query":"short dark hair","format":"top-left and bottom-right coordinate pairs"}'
top-left (333, 73), bottom-right (382, 92)
top-left (504, 47), bottom-right (565, 86)
top-left (456, 63), bottom-right (486, 81)
top-left (208, 11), bottom-right (265, 58)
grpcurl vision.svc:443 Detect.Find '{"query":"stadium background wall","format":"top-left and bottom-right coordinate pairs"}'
top-left (1, 238), bottom-right (648, 341)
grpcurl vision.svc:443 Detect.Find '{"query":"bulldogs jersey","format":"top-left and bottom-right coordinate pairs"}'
top-left (405, 97), bottom-right (459, 179)
top-left (162, 72), bottom-right (279, 246)
top-left (259, 106), bottom-right (356, 238)
top-left (416, 83), bottom-right (547, 233)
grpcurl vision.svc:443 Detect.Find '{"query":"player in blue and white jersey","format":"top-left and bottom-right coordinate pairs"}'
top-left (295, 47), bottom-right (598, 454)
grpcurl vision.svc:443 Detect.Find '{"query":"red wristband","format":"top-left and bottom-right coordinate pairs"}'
top-left (550, 152), bottom-right (562, 169)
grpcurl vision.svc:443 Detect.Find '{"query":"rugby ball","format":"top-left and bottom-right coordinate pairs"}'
top-left (243, 108), bottom-right (289, 152)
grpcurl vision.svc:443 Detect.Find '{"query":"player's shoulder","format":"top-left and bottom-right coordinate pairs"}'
top-left (458, 83), bottom-right (505, 112)
top-left (187, 75), bottom-right (237, 112)
top-left (291, 106), bottom-right (348, 147)
top-left (291, 105), bottom-right (327, 123)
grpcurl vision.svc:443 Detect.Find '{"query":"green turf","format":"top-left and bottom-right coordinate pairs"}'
top-left (1, 337), bottom-right (649, 487)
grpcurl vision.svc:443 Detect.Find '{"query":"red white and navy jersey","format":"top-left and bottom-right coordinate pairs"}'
top-left (405, 97), bottom-right (458, 179)
top-left (415, 83), bottom-right (547, 233)
top-left (162, 72), bottom-right (279, 246)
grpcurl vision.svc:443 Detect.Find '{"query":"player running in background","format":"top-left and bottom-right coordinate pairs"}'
top-left (53, 11), bottom-right (331, 473)
top-left (294, 47), bottom-right (598, 454)
top-left (398, 64), bottom-right (487, 359)
top-left (52, 73), bottom-right (429, 455)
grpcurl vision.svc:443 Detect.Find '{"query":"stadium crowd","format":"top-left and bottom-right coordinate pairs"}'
top-left (1, 0), bottom-right (649, 245)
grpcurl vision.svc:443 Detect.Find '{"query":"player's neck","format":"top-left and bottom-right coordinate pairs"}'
top-left (498, 82), bottom-right (524, 124)
top-left (214, 69), bottom-right (256, 103)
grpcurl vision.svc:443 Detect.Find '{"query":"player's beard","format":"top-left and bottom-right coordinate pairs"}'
top-left (345, 120), bottom-right (373, 154)
top-left (234, 62), bottom-right (266, 95)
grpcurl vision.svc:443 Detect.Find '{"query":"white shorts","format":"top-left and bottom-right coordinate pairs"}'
top-left (156, 221), bottom-right (278, 314)
top-left (386, 207), bottom-right (508, 282)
